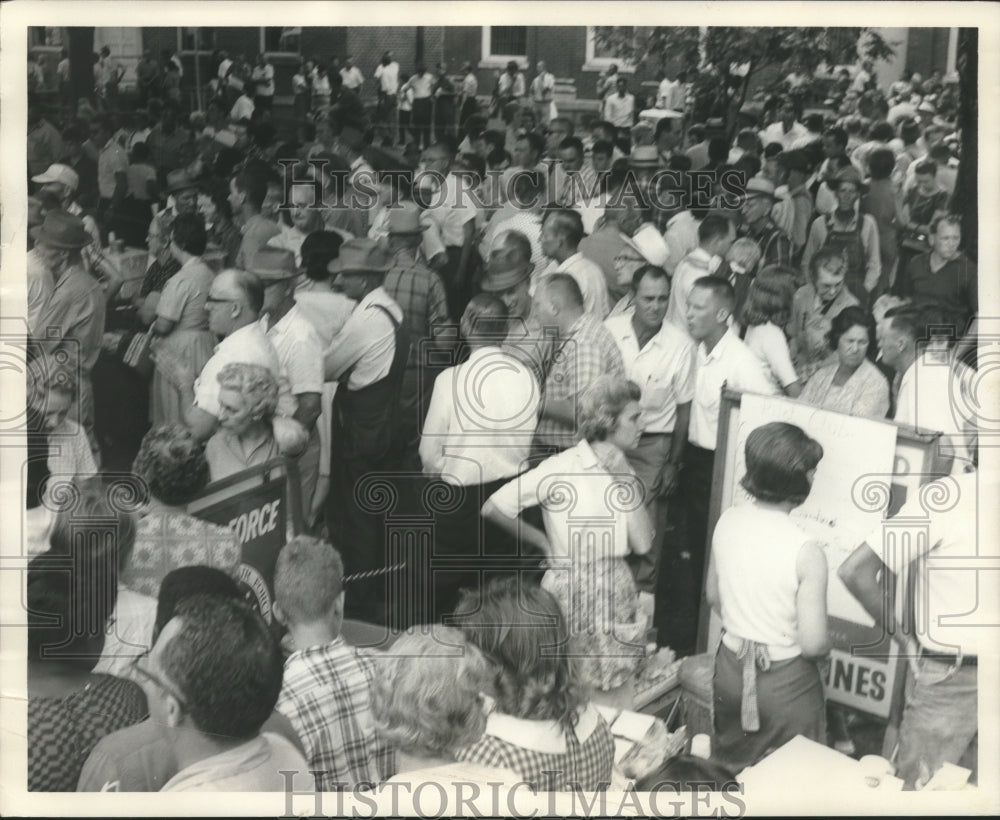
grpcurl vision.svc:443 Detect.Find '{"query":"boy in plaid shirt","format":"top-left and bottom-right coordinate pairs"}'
top-left (273, 537), bottom-right (396, 790)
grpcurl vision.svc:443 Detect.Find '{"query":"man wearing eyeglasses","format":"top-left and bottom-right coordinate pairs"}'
top-left (135, 595), bottom-right (312, 791)
top-left (154, 268), bottom-right (293, 442)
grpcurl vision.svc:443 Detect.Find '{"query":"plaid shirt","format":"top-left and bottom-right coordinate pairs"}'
top-left (535, 313), bottom-right (624, 449)
top-left (275, 637), bottom-right (395, 791)
top-left (456, 707), bottom-right (615, 791)
top-left (383, 250), bottom-right (452, 366)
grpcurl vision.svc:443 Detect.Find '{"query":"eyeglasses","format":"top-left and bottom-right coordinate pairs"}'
top-left (131, 654), bottom-right (189, 708)
top-left (205, 295), bottom-right (237, 306)
top-left (615, 253), bottom-right (644, 265)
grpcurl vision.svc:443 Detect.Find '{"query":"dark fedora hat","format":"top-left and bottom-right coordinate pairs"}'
top-left (29, 210), bottom-right (91, 249)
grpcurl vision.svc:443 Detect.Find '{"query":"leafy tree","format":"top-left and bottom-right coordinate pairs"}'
top-left (595, 27), bottom-right (896, 138)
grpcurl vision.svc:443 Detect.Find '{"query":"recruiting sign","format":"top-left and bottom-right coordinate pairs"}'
top-left (823, 616), bottom-right (900, 720)
top-left (187, 460), bottom-right (301, 624)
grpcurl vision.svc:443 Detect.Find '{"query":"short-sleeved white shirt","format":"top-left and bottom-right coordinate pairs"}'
top-left (864, 469), bottom-right (998, 657)
top-left (743, 322), bottom-right (799, 391)
top-left (194, 321), bottom-right (282, 418)
top-left (488, 440), bottom-right (633, 559)
top-left (690, 329), bottom-right (778, 450)
top-left (420, 346), bottom-right (539, 486)
top-left (604, 312), bottom-right (696, 434)
top-left (266, 303), bottom-right (324, 397)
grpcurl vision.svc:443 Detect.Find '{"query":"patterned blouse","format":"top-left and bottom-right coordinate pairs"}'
top-left (29, 674), bottom-right (147, 792)
top-left (799, 358), bottom-right (891, 420)
top-left (456, 705), bottom-right (615, 791)
top-left (122, 511), bottom-right (242, 599)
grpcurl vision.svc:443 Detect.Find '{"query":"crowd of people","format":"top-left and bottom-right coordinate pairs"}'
top-left (23, 40), bottom-right (985, 797)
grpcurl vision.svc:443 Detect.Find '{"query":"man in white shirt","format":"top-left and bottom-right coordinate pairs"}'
top-left (171, 269), bottom-right (289, 442)
top-left (374, 51), bottom-right (399, 139)
top-left (539, 208), bottom-right (611, 318)
top-left (418, 142), bottom-right (480, 319)
top-left (229, 83), bottom-right (256, 122)
top-left (605, 266), bottom-right (694, 595)
top-left (759, 99), bottom-right (809, 152)
top-left (530, 60), bottom-right (556, 126)
top-left (880, 305), bottom-right (975, 469)
top-left (252, 248), bottom-right (324, 509)
top-left (143, 596), bottom-right (312, 793)
top-left (322, 239), bottom-right (409, 624)
top-left (603, 77), bottom-right (636, 130)
top-left (665, 213), bottom-right (736, 338)
top-left (340, 57), bottom-right (364, 91)
top-left (666, 275), bottom-right (776, 655)
top-left (421, 294), bottom-right (540, 616)
top-left (840, 461), bottom-right (995, 789)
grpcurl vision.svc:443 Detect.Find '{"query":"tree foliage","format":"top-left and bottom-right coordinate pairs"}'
top-left (595, 27), bottom-right (896, 136)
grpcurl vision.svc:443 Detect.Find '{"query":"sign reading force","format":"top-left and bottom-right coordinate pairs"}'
top-left (190, 477), bottom-right (287, 623)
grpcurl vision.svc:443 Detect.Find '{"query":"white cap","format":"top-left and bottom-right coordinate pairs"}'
top-left (31, 163), bottom-right (79, 192)
top-left (624, 223), bottom-right (670, 268)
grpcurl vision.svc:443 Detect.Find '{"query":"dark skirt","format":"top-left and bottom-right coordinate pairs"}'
top-left (713, 642), bottom-right (826, 773)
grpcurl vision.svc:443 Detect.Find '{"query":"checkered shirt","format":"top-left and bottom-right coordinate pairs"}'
top-left (534, 313), bottom-right (625, 449)
top-left (275, 637), bottom-right (396, 791)
top-left (456, 713), bottom-right (615, 791)
top-left (383, 251), bottom-right (452, 364)
top-left (29, 674), bottom-right (148, 792)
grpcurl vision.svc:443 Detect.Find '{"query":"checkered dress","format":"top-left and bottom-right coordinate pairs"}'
top-left (29, 674), bottom-right (148, 792)
top-left (456, 713), bottom-right (615, 791)
top-left (275, 638), bottom-right (396, 791)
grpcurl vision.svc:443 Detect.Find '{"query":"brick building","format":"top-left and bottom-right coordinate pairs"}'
top-left (29, 25), bottom-right (960, 112)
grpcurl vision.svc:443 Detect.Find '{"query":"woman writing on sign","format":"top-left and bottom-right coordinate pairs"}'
top-left (706, 421), bottom-right (829, 773)
top-left (205, 362), bottom-right (307, 482)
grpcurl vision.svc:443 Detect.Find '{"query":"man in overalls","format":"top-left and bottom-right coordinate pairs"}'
top-left (801, 165), bottom-right (881, 308)
top-left (323, 239), bottom-right (410, 626)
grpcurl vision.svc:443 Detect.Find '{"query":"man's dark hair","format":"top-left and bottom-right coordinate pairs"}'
top-left (870, 120), bottom-right (895, 143)
top-left (540, 272), bottom-right (584, 309)
top-left (155, 566), bottom-right (243, 640)
top-left (698, 213), bottom-right (733, 245)
top-left (559, 136), bottom-right (584, 159)
top-left (483, 129), bottom-right (506, 153)
top-left (654, 117), bottom-right (675, 140)
top-left (518, 131), bottom-right (545, 163)
top-left (510, 169), bottom-right (544, 204)
top-left (591, 139), bottom-right (613, 159)
top-left (486, 147), bottom-right (511, 168)
top-left (868, 147), bottom-right (896, 180)
top-left (884, 305), bottom-right (923, 343)
top-left (591, 120), bottom-right (616, 140)
top-left (160, 595), bottom-right (283, 741)
top-left (804, 113), bottom-right (825, 133)
top-left (707, 136), bottom-right (729, 163)
top-left (632, 264), bottom-right (669, 293)
top-left (914, 158), bottom-right (938, 177)
top-left (900, 119), bottom-right (921, 145)
top-left (687, 124), bottom-right (706, 142)
top-left (928, 143), bottom-right (951, 163)
top-left (233, 164), bottom-right (269, 211)
top-left (171, 212), bottom-right (208, 256)
top-left (823, 126), bottom-right (848, 150)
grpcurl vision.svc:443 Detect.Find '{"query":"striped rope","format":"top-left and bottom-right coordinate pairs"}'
top-left (343, 561), bottom-right (407, 583)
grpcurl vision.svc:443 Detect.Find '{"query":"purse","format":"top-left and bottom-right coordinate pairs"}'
top-left (121, 327), bottom-right (155, 378)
